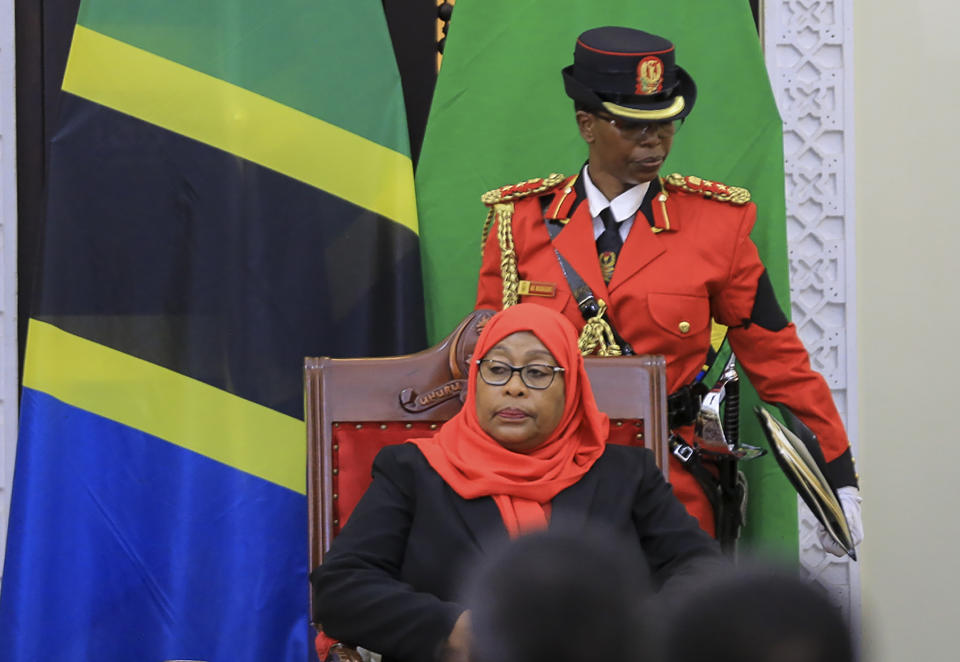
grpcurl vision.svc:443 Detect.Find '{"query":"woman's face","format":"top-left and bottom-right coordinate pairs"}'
top-left (576, 110), bottom-right (675, 195)
top-left (474, 331), bottom-right (566, 452)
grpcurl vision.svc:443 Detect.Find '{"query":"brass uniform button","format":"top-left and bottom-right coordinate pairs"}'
top-left (678, 321), bottom-right (691, 334)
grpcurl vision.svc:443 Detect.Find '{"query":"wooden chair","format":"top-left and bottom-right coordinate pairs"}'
top-left (305, 309), bottom-right (668, 661)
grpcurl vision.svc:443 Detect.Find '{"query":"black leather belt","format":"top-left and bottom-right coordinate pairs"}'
top-left (667, 382), bottom-right (708, 429)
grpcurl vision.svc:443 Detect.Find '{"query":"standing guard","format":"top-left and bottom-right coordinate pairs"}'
top-left (474, 26), bottom-right (862, 554)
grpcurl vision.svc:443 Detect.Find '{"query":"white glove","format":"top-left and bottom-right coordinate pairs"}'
top-left (817, 486), bottom-right (863, 558)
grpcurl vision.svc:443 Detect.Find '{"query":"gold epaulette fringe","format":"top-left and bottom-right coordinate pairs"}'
top-left (481, 173), bottom-right (566, 206)
top-left (663, 173), bottom-right (751, 205)
top-left (480, 175), bottom-right (567, 309)
top-left (481, 174), bottom-right (567, 247)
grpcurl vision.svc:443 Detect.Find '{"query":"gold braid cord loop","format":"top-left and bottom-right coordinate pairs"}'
top-left (663, 172), bottom-right (751, 205)
top-left (495, 202), bottom-right (519, 309)
top-left (577, 299), bottom-right (623, 357)
top-left (481, 174), bottom-right (567, 309)
top-left (480, 207), bottom-right (496, 256)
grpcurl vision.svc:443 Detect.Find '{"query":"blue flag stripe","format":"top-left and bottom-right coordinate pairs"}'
top-left (0, 389), bottom-right (309, 661)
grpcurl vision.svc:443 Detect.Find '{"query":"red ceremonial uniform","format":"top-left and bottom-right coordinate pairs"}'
top-left (475, 172), bottom-right (856, 536)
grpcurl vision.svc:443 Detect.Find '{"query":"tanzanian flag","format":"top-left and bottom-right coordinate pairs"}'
top-left (0, 1), bottom-right (423, 660)
top-left (416, 0), bottom-right (798, 556)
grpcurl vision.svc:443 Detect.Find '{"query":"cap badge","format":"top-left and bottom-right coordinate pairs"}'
top-left (635, 56), bottom-right (664, 95)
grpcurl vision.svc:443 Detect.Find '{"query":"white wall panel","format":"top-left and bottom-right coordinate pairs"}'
top-left (856, 2), bottom-right (960, 661)
top-left (0, 0), bottom-right (20, 585)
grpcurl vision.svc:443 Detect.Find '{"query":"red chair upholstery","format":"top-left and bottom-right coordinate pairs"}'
top-left (305, 309), bottom-right (668, 660)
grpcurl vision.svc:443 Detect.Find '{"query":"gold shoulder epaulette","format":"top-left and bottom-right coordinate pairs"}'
top-left (481, 173), bottom-right (567, 206)
top-left (663, 173), bottom-right (751, 205)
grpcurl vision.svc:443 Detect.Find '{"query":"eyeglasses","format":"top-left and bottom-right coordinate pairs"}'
top-left (476, 359), bottom-right (565, 390)
top-left (594, 112), bottom-right (680, 141)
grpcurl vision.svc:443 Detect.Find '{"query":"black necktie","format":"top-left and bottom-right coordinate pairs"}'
top-left (596, 206), bottom-right (622, 283)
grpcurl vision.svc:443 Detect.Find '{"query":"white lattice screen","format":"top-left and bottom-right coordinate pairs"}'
top-left (763, 0), bottom-right (860, 627)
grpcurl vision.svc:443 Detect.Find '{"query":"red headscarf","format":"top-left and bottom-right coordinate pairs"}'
top-left (412, 304), bottom-right (609, 537)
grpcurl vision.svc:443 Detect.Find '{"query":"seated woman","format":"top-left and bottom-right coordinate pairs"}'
top-left (311, 304), bottom-right (721, 662)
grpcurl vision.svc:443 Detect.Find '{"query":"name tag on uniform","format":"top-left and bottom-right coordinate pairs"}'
top-left (518, 280), bottom-right (557, 297)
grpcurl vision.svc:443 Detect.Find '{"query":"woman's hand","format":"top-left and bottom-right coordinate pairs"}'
top-left (442, 611), bottom-right (472, 662)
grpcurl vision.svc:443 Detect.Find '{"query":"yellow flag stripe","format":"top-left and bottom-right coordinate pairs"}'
top-left (22, 319), bottom-right (305, 495)
top-left (710, 320), bottom-right (729, 352)
top-left (62, 24), bottom-right (419, 235)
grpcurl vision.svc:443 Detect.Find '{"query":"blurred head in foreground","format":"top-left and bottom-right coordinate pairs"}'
top-left (663, 566), bottom-right (854, 662)
top-left (465, 528), bottom-right (653, 662)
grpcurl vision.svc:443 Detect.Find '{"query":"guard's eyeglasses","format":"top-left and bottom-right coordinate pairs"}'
top-left (594, 112), bottom-right (679, 141)
top-left (476, 359), bottom-right (564, 390)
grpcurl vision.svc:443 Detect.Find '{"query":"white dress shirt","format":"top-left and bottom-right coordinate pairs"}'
top-left (582, 165), bottom-right (650, 241)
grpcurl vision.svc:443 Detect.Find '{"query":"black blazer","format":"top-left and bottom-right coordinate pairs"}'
top-left (311, 442), bottom-right (720, 662)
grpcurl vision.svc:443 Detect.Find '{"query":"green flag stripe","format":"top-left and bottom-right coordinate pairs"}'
top-left (76, 0), bottom-right (410, 154)
top-left (22, 319), bottom-right (306, 495)
top-left (63, 25), bottom-right (418, 235)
